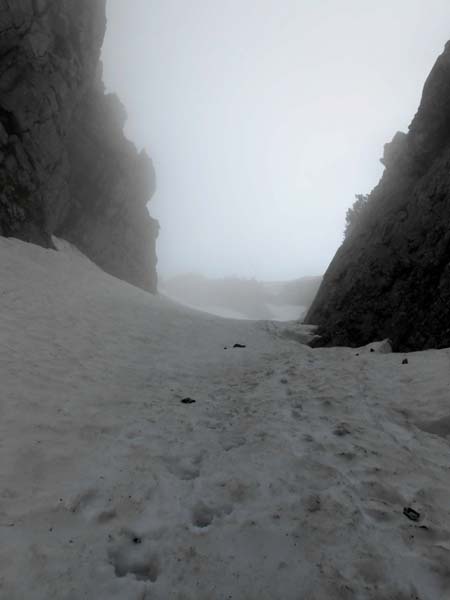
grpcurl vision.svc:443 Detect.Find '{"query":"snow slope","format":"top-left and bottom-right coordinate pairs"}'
top-left (158, 293), bottom-right (251, 320)
top-left (159, 295), bottom-right (305, 323)
top-left (1, 237), bottom-right (450, 600)
top-left (160, 292), bottom-right (305, 322)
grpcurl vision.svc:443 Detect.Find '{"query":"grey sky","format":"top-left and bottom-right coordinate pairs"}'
top-left (102, 1), bottom-right (450, 280)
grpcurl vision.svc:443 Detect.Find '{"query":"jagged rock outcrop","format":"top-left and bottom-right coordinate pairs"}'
top-left (0, 0), bottom-right (158, 292)
top-left (306, 42), bottom-right (450, 351)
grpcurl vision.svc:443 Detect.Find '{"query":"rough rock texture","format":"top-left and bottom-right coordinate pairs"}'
top-left (0, 0), bottom-right (158, 292)
top-left (306, 42), bottom-right (450, 351)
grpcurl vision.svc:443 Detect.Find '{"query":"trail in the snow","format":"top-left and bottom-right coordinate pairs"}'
top-left (1, 237), bottom-right (450, 600)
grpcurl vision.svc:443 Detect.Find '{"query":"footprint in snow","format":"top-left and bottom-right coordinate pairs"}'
top-left (190, 501), bottom-right (234, 529)
top-left (162, 455), bottom-right (202, 481)
top-left (220, 433), bottom-right (246, 452)
top-left (66, 488), bottom-right (117, 524)
top-left (108, 530), bottom-right (161, 583)
top-left (333, 423), bottom-right (351, 437)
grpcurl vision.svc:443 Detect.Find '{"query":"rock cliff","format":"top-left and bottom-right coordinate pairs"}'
top-left (0, 0), bottom-right (158, 292)
top-left (306, 42), bottom-right (450, 351)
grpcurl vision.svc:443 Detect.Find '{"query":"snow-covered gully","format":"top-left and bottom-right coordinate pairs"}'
top-left (1, 237), bottom-right (450, 600)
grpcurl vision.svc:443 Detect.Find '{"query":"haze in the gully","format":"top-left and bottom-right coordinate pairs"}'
top-left (102, 0), bottom-right (450, 281)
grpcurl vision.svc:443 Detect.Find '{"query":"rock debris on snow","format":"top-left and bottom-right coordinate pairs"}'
top-left (403, 507), bottom-right (421, 522)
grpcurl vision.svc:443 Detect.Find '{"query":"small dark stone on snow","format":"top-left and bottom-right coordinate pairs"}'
top-left (403, 507), bottom-right (421, 522)
top-left (233, 344), bottom-right (247, 349)
top-left (402, 358), bottom-right (409, 365)
top-left (181, 398), bottom-right (196, 404)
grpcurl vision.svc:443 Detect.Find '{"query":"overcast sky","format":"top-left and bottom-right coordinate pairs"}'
top-left (102, 1), bottom-right (450, 281)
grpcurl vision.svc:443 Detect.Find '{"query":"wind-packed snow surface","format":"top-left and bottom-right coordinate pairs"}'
top-left (1, 237), bottom-right (450, 600)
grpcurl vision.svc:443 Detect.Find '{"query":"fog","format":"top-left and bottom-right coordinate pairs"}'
top-left (102, 0), bottom-right (450, 281)
top-left (160, 272), bottom-right (322, 321)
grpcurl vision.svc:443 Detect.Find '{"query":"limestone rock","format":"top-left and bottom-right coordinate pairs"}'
top-left (306, 42), bottom-right (450, 351)
top-left (0, 0), bottom-right (158, 292)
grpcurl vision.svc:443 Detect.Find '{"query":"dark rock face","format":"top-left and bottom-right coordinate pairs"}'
top-left (0, 0), bottom-right (158, 292)
top-left (306, 42), bottom-right (450, 351)
top-left (59, 83), bottom-right (159, 291)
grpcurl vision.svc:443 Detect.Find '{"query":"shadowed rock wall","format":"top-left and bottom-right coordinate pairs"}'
top-left (0, 0), bottom-right (158, 292)
top-left (306, 42), bottom-right (450, 351)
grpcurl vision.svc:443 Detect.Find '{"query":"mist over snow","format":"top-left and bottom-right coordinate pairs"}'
top-left (102, 0), bottom-right (450, 281)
